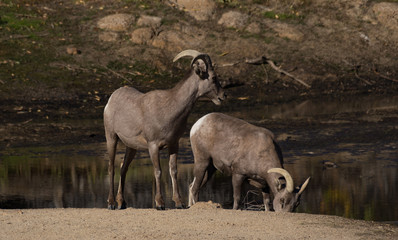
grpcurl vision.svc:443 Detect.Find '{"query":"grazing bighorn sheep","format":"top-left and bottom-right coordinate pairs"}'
top-left (189, 113), bottom-right (310, 212)
top-left (104, 50), bottom-right (225, 210)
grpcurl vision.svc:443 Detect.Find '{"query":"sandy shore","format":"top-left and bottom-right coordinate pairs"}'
top-left (0, 202), bottom-right (396, 240)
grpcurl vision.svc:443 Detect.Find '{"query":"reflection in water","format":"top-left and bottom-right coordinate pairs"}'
top-left (0, 96), bottom-right (397, 222)
top-left (288, 149), bottom-right (398, 221)
top-left (1, 134), bottom-right (396, 221)
top-left (0, 144), bottom-right (109, 208)
top-left (224, 95), bottom-right (398, 122)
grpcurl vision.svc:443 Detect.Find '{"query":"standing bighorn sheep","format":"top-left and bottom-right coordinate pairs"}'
top-left (189, 113), bottom-right (310, 212)
top-left (104, 50), bottom-right (225, 210)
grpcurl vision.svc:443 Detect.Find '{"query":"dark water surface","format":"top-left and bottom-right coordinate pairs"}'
top-left (1, 95), bottom-right (397, 222)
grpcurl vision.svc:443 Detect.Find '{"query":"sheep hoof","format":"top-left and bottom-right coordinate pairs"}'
top-left (118, 202), bottom-right (127, 210)
top-left (176, 204), bottom-right (185, 209)
top-left (156, 206), bottom-right (165, 210)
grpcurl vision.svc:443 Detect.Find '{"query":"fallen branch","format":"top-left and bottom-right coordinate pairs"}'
top-left (245, 56), bottom-right (311, 88)
top-left (354, 65), bottom-right (372, 85)
top-left (103, 65), bottom-right (133, 84)
top-left (0, 32), bottom-right (49, 42)
top-left (373, 67), bottom-right (398, 83)
top-left (219, 56), bottom-right (311, 88)
top-left (242, 190), bottom-right (264, 211)
top-left (21, 119), bottom-right (33, 125)
top-left (261, 63), bottom-right (269, 84)
top-left (219, 61), bottom-right (241, 67)
top-left (15, 14), bottom-right (40, 18)
top-left (51, 62), bottom-right (90, 73)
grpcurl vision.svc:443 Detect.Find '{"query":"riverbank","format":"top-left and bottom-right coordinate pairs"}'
top-left (1, 202), bottom-right (397, 240)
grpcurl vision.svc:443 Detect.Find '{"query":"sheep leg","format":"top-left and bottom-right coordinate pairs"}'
top-left (189, 158), bottom-right (210, 207)
top-left (168, 144), bottom-right (183, 209)
top-left (262, 192), bottom-right (271, 211)
top-left (106, 134), bottom-right (118, 210)
top-left (232, 174), bottom-right (245, 210)
top-left (116, 147), bottom-right (136, 209)
top-left (148, 143), bottom-right (165, 210)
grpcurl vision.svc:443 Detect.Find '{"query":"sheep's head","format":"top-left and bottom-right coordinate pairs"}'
top-left (268, 168), bottom-right (310, 212)
top-left (173, 50), bottom-right (225, 105)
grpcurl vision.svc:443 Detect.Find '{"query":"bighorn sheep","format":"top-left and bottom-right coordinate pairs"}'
top-left (189, 113), bottom-right (310, 212)
top-left (104, 50), bottom-right (225, 210)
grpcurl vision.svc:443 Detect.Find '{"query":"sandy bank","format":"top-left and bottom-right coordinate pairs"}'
top-left (1, 202), bottom-right (396, 240)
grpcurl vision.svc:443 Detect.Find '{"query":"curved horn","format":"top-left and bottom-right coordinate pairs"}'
top-left (298, 177), bottom-right (311, 195)
top-left (173, 49), bottom-right (212, 70)
top-left (173, 50), bottom-right (202, 63)
top-left (268, 168), bottom-right (294, 193)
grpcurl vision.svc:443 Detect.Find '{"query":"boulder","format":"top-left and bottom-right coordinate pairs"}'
top-left (168, 0), bottom-right (216, 21)
top-left (218, 11), bottom-right (249, 30)
top-left (130, 28), bottom-right (154, 45)
top-left (151, 30), bottom-right (199, 52)
top-left (245, 22), bottom-right (262, 34)
top-left (98, 32), bottom-right (120, 42)
top-left (372, 2), bottom-right (398, 31)
top-left (97, 13), bottom-right (135, 32)
top-left (137, 15), bottom-right (162, 28)
top-left (269, 22), bottom-right (304, 41)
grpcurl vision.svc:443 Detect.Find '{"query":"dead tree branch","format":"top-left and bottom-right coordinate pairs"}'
top-left (242, 190), bottom-right (265, 211)
top-left (219, 56), bottom-right (311, 88)
top-left (354, 65), bottom-right (372, 85)
top-left (245, 56), bottom-right (311, 88)
top-left (103, 65), bottom-right (133, 85)
top-left (373, 67), bottom-right (398, 83)
top-left (0, 32), bottom-right (49, 42)
top-left (219, 61), bottom-right (241, 67)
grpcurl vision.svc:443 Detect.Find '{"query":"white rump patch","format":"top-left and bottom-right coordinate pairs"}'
top-left (104, 95), bottom-right (113, 114)
top-left (190, 114), bottom-right (210, 137)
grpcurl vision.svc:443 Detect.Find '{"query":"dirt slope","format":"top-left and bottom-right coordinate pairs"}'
top-left (1, 0), bottom-right (397, 104)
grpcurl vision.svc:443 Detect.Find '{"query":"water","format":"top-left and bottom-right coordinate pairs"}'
top-left (0, 95), bottom-right (397, 222)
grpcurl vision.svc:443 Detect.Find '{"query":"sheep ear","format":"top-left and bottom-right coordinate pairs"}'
top-left (193, 59), bottom-right (208, 79)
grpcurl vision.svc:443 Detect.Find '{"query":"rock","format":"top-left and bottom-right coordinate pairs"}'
top-left (130, 28), bottom-right (154, 45)
top-left (97, 14), bottom-right (135, 32)
top-left (323, 160), bottom-right (337, 169)
top-left (270, 22), bottom-right (304, 41)
top-left (344, 0), bottom-right (367, 21)
top-left (151, 30), bottom-right (200, 52)
top-left (168, 0), bottom-right (216, 21)
top-left (188, 201), bottom-right (221, 210)
top-left (245, 22), bottom-right (262, 34)
top-left (372, 2), bottom-right (398, 31)
top-left (98, 31), bottom-right (120, 42)
top-left (218, 11), bottom-right (249, 30)
top-left (116, 47), bottom-right (168, 71)
top-left (66, 46), bottom-right (80, 55)
top-left (137, 15), bottom-right (162, 28)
